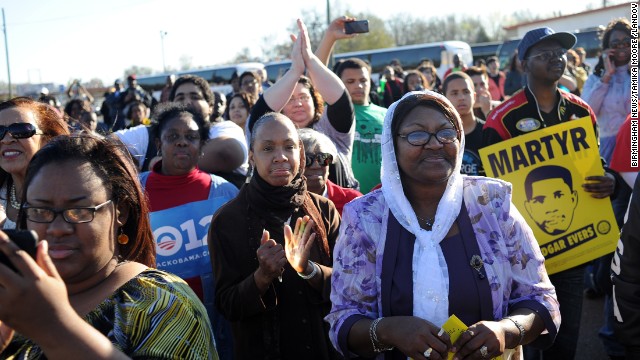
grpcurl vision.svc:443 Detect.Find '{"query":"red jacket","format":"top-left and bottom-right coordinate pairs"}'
top-left (326, 180), bottom-right (362, 215)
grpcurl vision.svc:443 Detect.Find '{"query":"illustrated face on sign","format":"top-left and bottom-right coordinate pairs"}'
top-left (524, 165), bottom-right (578, 235)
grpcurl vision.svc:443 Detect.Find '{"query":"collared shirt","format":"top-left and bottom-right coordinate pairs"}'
top-left (482, 86), bottom-right (597, 148)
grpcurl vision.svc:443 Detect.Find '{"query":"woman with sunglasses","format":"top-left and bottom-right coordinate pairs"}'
top-left (299, 128), bottom-right (361, 215)
top-left (326, 91), bottom-right (559, 360)
top-left (0, 97), bottom-right (70, 230)
top-left (0, 135), bottom-right (217, 358)
top-left (582, 18), bottom-right (632, 164)
top-left (139, 103), bottom-right (238, 359)
top-left (208, 112), bottom-right (341, 359)
top-left (248, 19), bottom-right (358, 190)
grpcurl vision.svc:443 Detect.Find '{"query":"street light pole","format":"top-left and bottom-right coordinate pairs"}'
top-left (2, 8), bottom-right (12, 98)
top-left (160, 31), bottom-right (167, 73)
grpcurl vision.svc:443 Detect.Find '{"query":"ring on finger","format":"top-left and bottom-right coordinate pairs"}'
top-left (423, 347), bottom-right (432, 358)
top-left (467, 330), bottom-right (475, 337)
top-left (437, 328), bottom-right (444, 337)
top-left (480, 345), bottom-right (489, 358)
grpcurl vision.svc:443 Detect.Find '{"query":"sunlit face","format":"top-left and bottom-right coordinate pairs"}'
top-left (445, 78), bottom-right (475, 116)
top-left (608, 29), bottom-right (631, 66)
top-left (0, 107), bottom-right (44, 178)
top-left (173, 83), bottom-right (212, 120)
top-left (228, 97), bottom-right (249, 129)
top-left (282, 83), bottom-right (315, 128)
top-left (470, 74), bottom-right (488, 94)
top-left (158, 114), bottom-right (202, 176)
top-left (340, 67), bottom-right (371, 105)
top-left (395, 106), bottom-right (459, 186)
top-left (523, 39), bottom-right (566, 83)
top-left (130, 104), bottom-right (146, 124)
top-left (303, 145), bottom-right (330, 195)
top-left (406, 74), bottom-right (424, 92)
top-left (26, 160), bottom-right (123, 285)
top-left (250, 117), bottom-right (300, 187)
top-left (241, 75), bottom-right (261, 99)
top-left (525, 177), bottom-right (578, 235)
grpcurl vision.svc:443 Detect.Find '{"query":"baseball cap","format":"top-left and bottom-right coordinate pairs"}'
top-left (518, 27), bottom-right (577, 61)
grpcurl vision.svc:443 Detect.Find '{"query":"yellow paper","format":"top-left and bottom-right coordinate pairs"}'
top-left (442, 315), bottom-right (500, 360)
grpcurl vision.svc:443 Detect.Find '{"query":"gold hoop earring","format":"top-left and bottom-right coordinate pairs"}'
top-left (117, 228), bottom-right (129, 245)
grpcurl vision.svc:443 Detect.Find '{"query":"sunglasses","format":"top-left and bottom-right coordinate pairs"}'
top-left (0, 123), bottom-right (42, 141)
top-left (609, 38), bottom-right (631, 49)
top-left (305, 152), bottom-right (333, 167)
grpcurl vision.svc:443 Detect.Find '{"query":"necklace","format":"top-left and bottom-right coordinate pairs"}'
top-left (9, 184), bottom-right (21, 210)
top-left (416, 214), bottom-right (434, 229)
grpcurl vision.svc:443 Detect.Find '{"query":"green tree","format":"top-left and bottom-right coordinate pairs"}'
top-left (123, 66), bottom-right (153, 78)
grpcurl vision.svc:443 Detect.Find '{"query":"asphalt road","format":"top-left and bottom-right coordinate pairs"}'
top-left (576, 295), bottom-right (609, 360)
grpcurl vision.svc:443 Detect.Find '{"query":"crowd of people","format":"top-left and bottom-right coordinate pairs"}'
top-left (0, 14), bottom-right (635, 360)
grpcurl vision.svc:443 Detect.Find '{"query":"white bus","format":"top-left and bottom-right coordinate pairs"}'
top-left (264, 40), bottom-right (473, 84)
top-left (136, 62), bottom-right (264, 99)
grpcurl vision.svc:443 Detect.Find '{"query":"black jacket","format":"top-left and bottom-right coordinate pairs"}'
top-left (612, 174), bottom-right (640, 359)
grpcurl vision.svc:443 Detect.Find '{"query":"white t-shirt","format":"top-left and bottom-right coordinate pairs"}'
top-left (115, 121), bottom-right (248, 173)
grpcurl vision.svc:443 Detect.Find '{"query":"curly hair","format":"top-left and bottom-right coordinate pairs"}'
top-left (297, 76), bottom-right (324, 127)
top-left (593, 18), bottom-right (632, 77)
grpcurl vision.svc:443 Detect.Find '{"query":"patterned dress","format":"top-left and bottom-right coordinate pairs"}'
top-left (3, 269), bottom-right (218, 360)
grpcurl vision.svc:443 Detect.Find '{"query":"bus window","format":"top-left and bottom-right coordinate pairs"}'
top-left (264, 61), bottom-right (292, 83)
top-left (471, 41), bottom-right (501, 64)
top-left (213, 67), bottom-right (235, 86)
top-left (497, 39), bottom-right (520, 71)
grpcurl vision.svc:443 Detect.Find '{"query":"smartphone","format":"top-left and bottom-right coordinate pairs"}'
top-left (0, 230), bottom-right (38, 272)
top-left (345, 20), bottom-right (369, 34)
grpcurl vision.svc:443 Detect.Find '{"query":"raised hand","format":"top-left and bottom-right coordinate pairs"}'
top-left (296, 19), bottom-right (314, 64)
top-left (284, 216), bottom-right (316, 274)
top-left (325, 16), bottom-right (358, 41)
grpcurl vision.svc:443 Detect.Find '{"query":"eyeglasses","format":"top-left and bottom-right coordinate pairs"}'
top-left (0, 123), bottom-right (43, 141)
top-left (609, 38), bottom-right (631, 49)
top-left (287, 94), bottom-right (311, 105)
top-left (526, 48), bottom-right (567, 62)
top-left (24, 200), bottom-right (112, 224)
top-left (397, 128), bottom-right (458, 146)
top-left (305, 152), bottom-right (333, 167)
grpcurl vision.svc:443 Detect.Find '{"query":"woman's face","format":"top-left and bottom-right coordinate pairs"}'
top-left (173, 83), bottom-right (212, 120)
top-left (228, 97), bottom-right (249, 128)
top-left (282, 83), bottom-right (315, 128)
top-left (395, 106), bottom-right (460, 186)
top-left (406, 74), bottom-right (424, 91)
top-left (241, 75), bottom-right (261, 99)
top-left (26, 160), bottom-right (124, 285)
top-left (0, 107), bottom-right (44, 178)
top-left (250, 118), bottom-right (300, 187)
top-left (303, 145), bottom-right (330, 195)
top-left (158, 114), bottom-right (202, 176)
top-left (608, 29), bottom-right (631, 66)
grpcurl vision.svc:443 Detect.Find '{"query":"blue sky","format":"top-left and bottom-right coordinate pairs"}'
top-left (0, 0), bottom-right (630, 86)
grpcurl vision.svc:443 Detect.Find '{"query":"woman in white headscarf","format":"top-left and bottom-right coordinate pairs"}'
top-left (325, 91), bottom-right (560, 360)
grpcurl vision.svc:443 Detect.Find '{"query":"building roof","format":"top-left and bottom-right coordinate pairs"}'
top-left (503, 2), bottom-right (631, 30)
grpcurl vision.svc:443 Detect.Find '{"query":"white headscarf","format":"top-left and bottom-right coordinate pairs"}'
top-left (380, 90), bottom-right (466, 327)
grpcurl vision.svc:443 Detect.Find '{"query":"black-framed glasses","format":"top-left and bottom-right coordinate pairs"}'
top-left (305, 152), bottom-right (333, 167)
top-left (0, 123), bottom-right (42, 141)
top-left (610, 38), bottom-right (631, 49)
top-left (24, 200), bottom-right (112, 224)
top-left (397, 128), bottom-right (458, 146)
top-left (526, 48), bottom-right (567, 62)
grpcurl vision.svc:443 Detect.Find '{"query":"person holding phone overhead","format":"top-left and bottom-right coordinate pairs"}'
top-left (247, 19), bottom-right (358, 190)
top-left (0, 98), bottom-right (70, 230)
top-left (0, 135), bottom-right (218, 359)
top-left (582, 18), bottom-right (632, 164)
